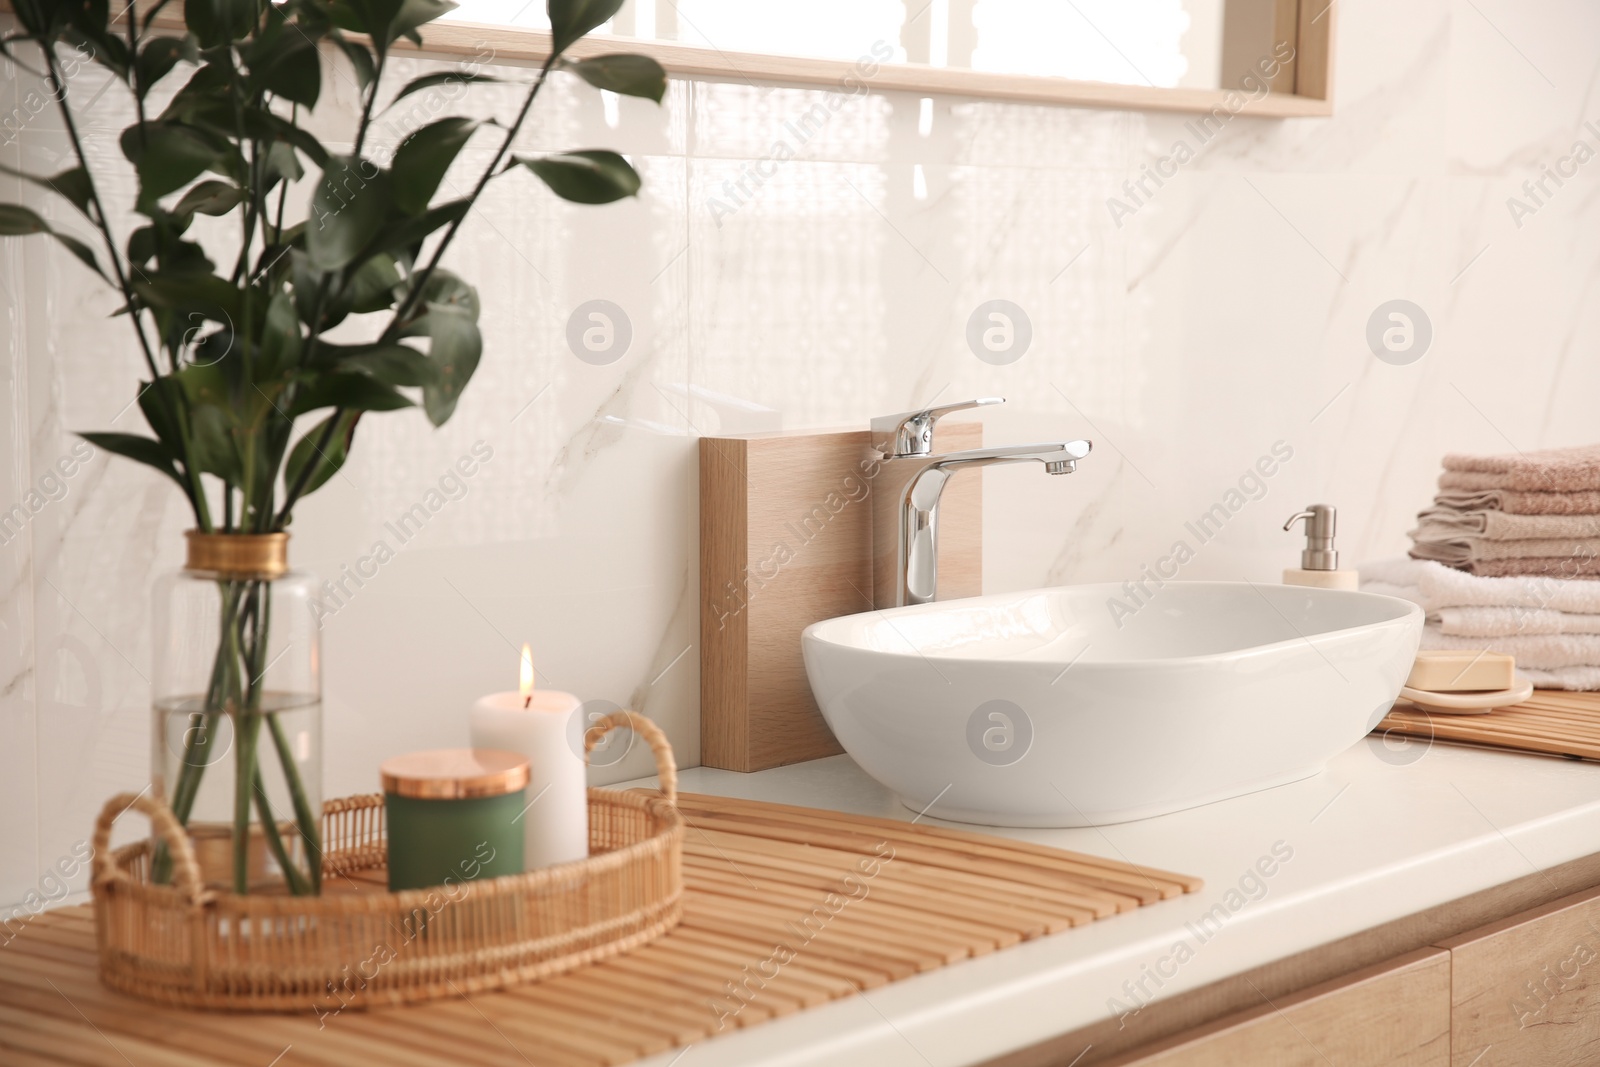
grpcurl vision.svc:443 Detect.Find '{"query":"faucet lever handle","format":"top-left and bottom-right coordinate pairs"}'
top-left (869, 397), bottom-right (1004, 457)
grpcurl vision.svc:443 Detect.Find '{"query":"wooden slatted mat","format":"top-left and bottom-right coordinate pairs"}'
top-left (0, 792), bottom-right (1200, 1067)
top-left (1376, 689), bottom-right (1600, 762)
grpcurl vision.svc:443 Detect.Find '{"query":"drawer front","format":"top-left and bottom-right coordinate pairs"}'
top-left (1107, 948), bottom-right (1450, 1066)
top-left (1441, 884), bottom-right (1600, 1067)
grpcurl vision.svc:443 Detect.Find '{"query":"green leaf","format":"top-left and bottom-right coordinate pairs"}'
top-left (397, 267), bottom-right (478, 337)
top-left (136, 36), bottom-right (192, 100)
top-left (416, 267), bottom-right (478, 314)
top-left (248, 407), bottom-right (294, 500)
top-left (63, 25), bottom-right (130, 81)
top-left (331, 37), bottom-right (377, 92)
top-left (9, 0), bottom-right (72, 37)
top-left (421, 303), bottom-right (481, 425)
top-left (385, 70), bottom-right (499, 110)
top-left (159, 60), bottom-right (231, 124)
top-left (78, 432), bottom-right (184, 487)
top-left (0, 163), bottom-right (92, 216)
top-left (121, 123), bottom-right (226, 206)
top-left (306, 157), bottom-right (390, 271)
top-left (290, 372), bottom-right (414, 416)
top-left (190, 327), bottom-right (237, 373)
top-left (290, 250), bottom-right (324, 326)
top-left (368, 197), bottom-right (468, 259)
top-left (390, 118), bottom-right (477, 214)
top-left (162, 239), bottom-right (215, 275)
top-left (164, 100), bottom-right (323, 174)
top-left (172, 180), bottom-right (243, 218)
top-left (62, 0), bottom-right (113, 39)
top-left (263, 141), bottom-right (305, 188)
top-left (134, 272), bottom-right (242, 328)
top-left (255, 235), bottom-right (299, 282)
top-left (516, 150), bottom-right (640, 204)
top-left (284, 410), bottom-right (359, 499)
top-left (548, 0), bottom-right (624, 56)
top-left (156, 86), bottom-right (237, 141)
top-left (340, 343), bottom-right (437, 386)
top-left (186, 0), bottom-right (260, 48)
top-left (245, 111), bottom-right (330, 170)
top-left (258, 292), bottom-right (302, 378)
top-left (346, 254), bottom-right (403, 313)
top-left (51, 232), bottom-right (107, 281)
top-left (251, 33), bottom-right (321, 107)
top-left (187, 403), bottom-right (241, 481)
top-left (331, 0), bottom-right (403, 43)
top-left (391, 0), bottom-right (457, 45)
top-left (566, 54), bottom-right (666, 102)
top-left (44, 167), bottom-right (93, 215)
top-left (0, 204), bottom-right (48, 234)
top-left (138, 378), bottom-right (187, 455)
top-left (176, 358), bottom-right (233, 407)
top-left (0, 205), bottom-right (105, 280)
top-left (335, 0), bottom-right (452, 50)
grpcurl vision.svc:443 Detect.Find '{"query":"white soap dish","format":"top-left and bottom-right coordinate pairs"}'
top-left (1398, 678), bottom-right (1534, 716)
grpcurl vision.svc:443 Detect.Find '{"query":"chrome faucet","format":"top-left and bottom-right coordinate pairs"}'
top-left (869, 398), bottom-right (1091, 609)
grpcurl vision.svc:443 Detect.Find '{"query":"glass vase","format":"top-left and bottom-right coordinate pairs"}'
top-left (150, 531), bottom-right (322, 895)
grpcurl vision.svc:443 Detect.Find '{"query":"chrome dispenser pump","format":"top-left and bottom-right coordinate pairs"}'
top-left (1284, 504), bottom-right (1339, 570)
top-left (1282, 504), bottom-right (1358, 590)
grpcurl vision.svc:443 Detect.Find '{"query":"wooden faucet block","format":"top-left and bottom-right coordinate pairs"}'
top-left (699, 422), bottom-right (982, 772)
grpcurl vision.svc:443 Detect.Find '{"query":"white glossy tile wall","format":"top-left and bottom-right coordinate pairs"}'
top-left (3, 0), bottom-right (1599, 907)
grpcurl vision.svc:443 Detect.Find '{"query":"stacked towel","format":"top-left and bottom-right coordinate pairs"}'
top-left (1437, 443), bottom-right (1600, 491)
top-left (1410, 444), bottom-right (1600, 578)
top-left (1433, 489), bottom-right (1600, 514)
top-left (1360, 557), bottom-right (1600, 690)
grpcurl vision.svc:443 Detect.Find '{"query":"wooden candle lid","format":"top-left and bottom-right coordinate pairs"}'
top-left (381, 748), bottom-right (530, 799)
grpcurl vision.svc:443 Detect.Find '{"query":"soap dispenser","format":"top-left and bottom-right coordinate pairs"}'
top-left (1282, 504), bottom-right (1359, 590)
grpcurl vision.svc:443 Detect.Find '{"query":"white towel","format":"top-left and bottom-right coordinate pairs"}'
top-left (1519, 665), bottom-right (1600, 690)
top-left (1419, 624), bottom-right (1600, 670)
top-left (1359, 558), bottom-right (1600, 614)
top-left (1432, 606), bottom-right (1600, 637)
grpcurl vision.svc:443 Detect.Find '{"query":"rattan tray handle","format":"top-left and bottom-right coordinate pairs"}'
top-left (587, 711), bottom-right (676, 804)
top-left (91, 792), bottom-right (209, 905)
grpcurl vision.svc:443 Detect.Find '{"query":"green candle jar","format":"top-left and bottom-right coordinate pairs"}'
top-left (380, 749), bottom-right (529, 892)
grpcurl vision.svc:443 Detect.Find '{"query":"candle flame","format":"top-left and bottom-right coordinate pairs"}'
top-left (519, 644), bottom-right (535, 700)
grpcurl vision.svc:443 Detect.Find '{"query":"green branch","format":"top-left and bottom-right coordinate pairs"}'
top-left (40, 42), bottom-right (212, 532)
top-left (382, 57), bottom-right (557, 340)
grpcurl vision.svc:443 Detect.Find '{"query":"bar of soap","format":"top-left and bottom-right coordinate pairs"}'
top-left (1405, 649), bottom-right (1516, 692)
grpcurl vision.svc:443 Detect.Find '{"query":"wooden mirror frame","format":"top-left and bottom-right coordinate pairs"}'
top-left (9, 1), bottom-right (1335, 117)
top-left (415, 0), bottom-right (1335, 117)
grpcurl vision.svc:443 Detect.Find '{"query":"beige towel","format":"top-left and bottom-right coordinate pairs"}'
top-left (1448, 555), bottom-right (1600, 579)
top-left (1414, 506), bottom-right (1600, 540)
top-left (1409, 537), bottom-right (1600, 564)
top-left (1419, 624), bottom-right (1600, 670)
top-left (1441, 443), bottom-right (1600, 491)
top-left (1433, 489), bottom-right (1600, 515)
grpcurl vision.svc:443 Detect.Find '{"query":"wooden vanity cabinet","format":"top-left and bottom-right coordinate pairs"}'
top-left (1439, 884), bottom-right (1600, 1067)
top-left (1101, 949), bottom-right (1451, 1067)
top-left (999, 862), bottom-right (1600, 1067)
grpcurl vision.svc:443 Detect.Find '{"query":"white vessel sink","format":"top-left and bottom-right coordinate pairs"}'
top-left (802, 582), bottom-right (1423, 827)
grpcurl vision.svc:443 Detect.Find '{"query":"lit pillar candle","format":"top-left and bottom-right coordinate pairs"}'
top-left (468, 645), bottom-right (589, 869)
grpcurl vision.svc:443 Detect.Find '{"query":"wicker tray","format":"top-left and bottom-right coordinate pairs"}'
top-left (90, 712), bottom-right (683, 1012)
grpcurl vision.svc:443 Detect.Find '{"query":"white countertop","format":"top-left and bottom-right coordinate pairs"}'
top-left (624, 737), bottom-right (1600, 1067)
